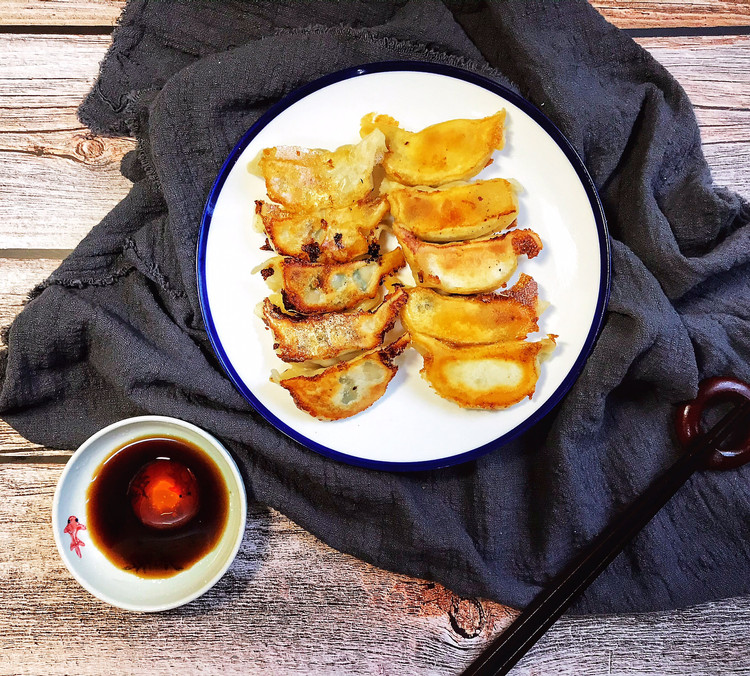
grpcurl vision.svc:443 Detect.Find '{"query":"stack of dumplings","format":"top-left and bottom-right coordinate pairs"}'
top-left (252, 110), bottom-right (555, 420)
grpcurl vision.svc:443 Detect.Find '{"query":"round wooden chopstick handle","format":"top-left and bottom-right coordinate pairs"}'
top-left (675, 376), bottom-right (750, 470)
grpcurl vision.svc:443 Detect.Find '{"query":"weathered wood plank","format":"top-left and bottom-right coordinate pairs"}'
top-left (513, 597), bottom-right (750, 676)
top-left (0, 462), bottom-right (515, 675)
top-left (0, 259), bottom-right (65, 458)
top-left (0, 422), bottom-right (58, 456)
top-left (0, 461), bottom-right (748, 675)
top-left (0, 34), bottom-right (748, 249)
top-left (0, 149), bottom-right (134, 249)
top-left (0, 256), bottom-right (59, 325)
top-left (642, 35), bottom-right (750, 194)
top-left (640, 36), bottom-right (750, 113)
top-left (0, 34), bottom-right (134, 249)
top-left (1, 0), bottom-right (749, 29)
top-left (2, 250), bottom-right (749, 672)
top-left (0, 33), bottom-right (111, 132)
top-left (595, 0), bottom-right (750, 28)
top-left (0, 0), bottom-right (124, 26)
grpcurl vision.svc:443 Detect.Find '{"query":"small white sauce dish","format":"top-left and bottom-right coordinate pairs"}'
top-left (52, 416), bottom-right (247, 612)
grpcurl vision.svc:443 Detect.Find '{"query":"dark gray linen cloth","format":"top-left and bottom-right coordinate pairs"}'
top-left (1, 0), bottom-right (749, 614)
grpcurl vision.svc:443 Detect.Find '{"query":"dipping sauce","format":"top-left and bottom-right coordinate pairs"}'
top-left (129, 458), bottom-right (200, 529)
top-left (86, 436), bottom-right (229, 578)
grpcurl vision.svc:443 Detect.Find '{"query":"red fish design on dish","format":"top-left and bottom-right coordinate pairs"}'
top-left (64, 515), bottom-right (87, 558)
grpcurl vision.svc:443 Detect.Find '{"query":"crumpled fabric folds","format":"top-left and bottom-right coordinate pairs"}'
top-left (1, 0), bottom-right (748, 614)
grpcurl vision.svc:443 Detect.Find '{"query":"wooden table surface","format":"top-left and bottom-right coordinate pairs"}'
top-left (1, 2), bottom-right (749, 674)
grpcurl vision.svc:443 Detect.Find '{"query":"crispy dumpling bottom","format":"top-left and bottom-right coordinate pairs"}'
top-left (273, 334), bottom-right (410, 421)
top-left (393, 224), bottom-right (542, 294)
top-left (411, 333), bottom-right (556, 409)
top-left (262, 288), bottom-right (407, 363)
top-left (387, 178), bottom-right (518, 242)
top-left (259, 248), bottom-right (405, 315)
top-left (402, 275), bottom-right (540, 345)
top-left (255, 197), bottom-right (388, 263)
top-left (256, 128), bottom-right (386, 210)
top-left (360, 111), bottom-right (505, 187)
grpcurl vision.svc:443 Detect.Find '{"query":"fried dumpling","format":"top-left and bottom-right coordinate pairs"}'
top-left (255, 198), bottom-right (388, 263)
top-left (274, 335), bottom-right (410, 420)
top-left (259, 248), bottom-right (405, 314)
top-left (393, 224), bottom-right (542, 294)
top-left (387, 179), bottom-right (518, 242)
top-left (257, 129), bottom-right (386, 210)
top-left (262, 289), bottom-right (407, 362)
top-left (402, 275), bottom-right (540, 345)
top-left (411, 333), bottom-right (556, 409)
top-left (360, 112), bottom-right (505, 186)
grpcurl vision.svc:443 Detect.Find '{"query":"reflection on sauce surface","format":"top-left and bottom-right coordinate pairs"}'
top-left (86, 436), bottom-right (229, 578)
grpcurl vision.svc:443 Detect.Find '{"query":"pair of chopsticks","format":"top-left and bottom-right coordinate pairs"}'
top-left (463, 378), bottom-right (750, 675)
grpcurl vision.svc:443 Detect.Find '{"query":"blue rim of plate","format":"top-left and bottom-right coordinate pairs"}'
top-left (197, 60), bottom-right (611, 472)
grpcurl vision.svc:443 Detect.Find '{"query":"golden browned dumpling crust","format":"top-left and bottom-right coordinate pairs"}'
top-left (402, 276), bottom-right (540, 346)
top-left (360, 112), bottom-right (505, 186)
top-left (262, 289), bottom-right (407, 362)
top-left (501, 272), bottom-right (539, 309)
top-left (256, 197), bottom-right (388, 263)
top-left (260, 248), bottom-right (405, 314)
top-left (387, 179), bottom-right (518, 242)
top-left (277, 335), bottom-right (410, 420)
top-left (258, 129), bottom-right (386, 210)
top-left (411, 333), bottom-right (556, 409)
top-left (253, 109), bottom-right (556, 419)
top-left (393, 224), bottom-right (542, 294)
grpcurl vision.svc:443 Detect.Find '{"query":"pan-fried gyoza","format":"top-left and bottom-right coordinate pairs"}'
top-left (411, 333), bottom-right (556, 410)
top-left (259, 248), bottom-right (405, 314)
top-left (261, 289), bottom-right (406, 362)
top-left (402, 275), bottom-right (541, 346)
top-left (360, 111), bottom-right (505, 186)
top-left (252, 108), bottom-right (556, 419)
top-left (255, 197), bottom-right (388, 263)
top-left (393, 224), bottom-right (542, 294)
top-left (273, 335), bottom-right (410, 420)
top-left (387, 179), bottom-right (518, 242)
top-left (256, 129), bottom-right (386, 210)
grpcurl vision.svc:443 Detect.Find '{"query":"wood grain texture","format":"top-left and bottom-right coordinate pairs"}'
top-left (0, 421), bottom-right (55, 457)
top-left (1, 462), bottom-right (748, 676)
top-left (595, 0), bottom-right (750, 28)
top-left (641, 36), bottom-right (750, 119)
top-left (1, 273), bottom-right (749, 675)
top-left (0, 35), bottom-right (747, 249)
top-left (1, 0), bottom-right (749, 29)
top-left (0, 34), bottom-right (135, 249)
top-left (1, 14), bottom-right (750, 676)
top-left (0, 257), bottom-right (60, 324)
top-left (0, 260), bottom-right (64, 460)
top-left (0, 0), bottom-right (123, 26)
top-left (513, 597), bottom-right (750, 676)
top-left (643, 35), bottom-right (750, 196)
top-left (0, 462), bottom-right (516, 676)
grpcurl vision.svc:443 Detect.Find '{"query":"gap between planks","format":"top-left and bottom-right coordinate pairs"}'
top-left (0, 248), bottom-right (71, 259)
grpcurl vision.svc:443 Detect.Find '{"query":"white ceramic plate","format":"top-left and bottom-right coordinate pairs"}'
top-left (198, 62), bottom-right (610, 471)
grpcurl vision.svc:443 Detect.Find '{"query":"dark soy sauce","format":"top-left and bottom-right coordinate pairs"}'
top-left (86, 436), bottom-right (229, 578)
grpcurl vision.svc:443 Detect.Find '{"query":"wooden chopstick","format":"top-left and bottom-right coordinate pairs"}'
top-left (462, 398), bottom-right (750, 676)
